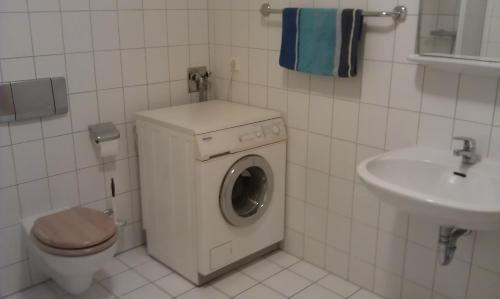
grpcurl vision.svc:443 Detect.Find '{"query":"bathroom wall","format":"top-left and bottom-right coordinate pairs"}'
top-left (482, 0), bottom-right (500, 59)
top-left (0, 0), bottom-right (209, 296)
top-left (209, 0), bottom-right (500, 298)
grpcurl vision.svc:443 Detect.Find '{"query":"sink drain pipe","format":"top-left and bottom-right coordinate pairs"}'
top-left (438, 226), bottom-right (472, 265)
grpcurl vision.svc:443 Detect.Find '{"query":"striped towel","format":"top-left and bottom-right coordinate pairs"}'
top-left (279, 8), bottom-right (364, 77)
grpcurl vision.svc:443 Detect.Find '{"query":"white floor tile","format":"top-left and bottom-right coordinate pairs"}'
top-left (235, 284), bottom-right (286, 299)
top-left (63, 283), bottom-right (115, 299)
top-left (289, 261), bottom-right (328, 281)
top-left (120, 284), bottom-right (171, 299)
top-left (5, 284), bottom-right (57, 299)
top-left (94, 257), bottom-right (129, 281)
top-left (100, 269), bottom-right (148, 296)
top-left (211, 271), bottom-right (258, 297)
top-left (155, 273), bottom-right (195, 297)
top-left (350, 289), bottom-right (384, 299)
top-left (291, 284), bottom-right (344, 299)
top-left (116, 246), bottom-right (153, 267)
top-left (266, 251), bottom-right (300, 268)
top-left (263, 269), bottom-right (312, 297)
top-left (240, 259), bottom-right (283, 281)
top-left (134, 260), bottom-right (172, 281)
top-left (177, 285), bottom-right (229, 299)
top-left (317, 274), bottom-right (361, 297)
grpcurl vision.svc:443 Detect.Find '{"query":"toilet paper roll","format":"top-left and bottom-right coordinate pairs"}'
top-left (99, 140), bottom-right (119, 158)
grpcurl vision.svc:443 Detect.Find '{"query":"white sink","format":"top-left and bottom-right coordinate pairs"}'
top-left (357, 147), bottom-right (500, 230)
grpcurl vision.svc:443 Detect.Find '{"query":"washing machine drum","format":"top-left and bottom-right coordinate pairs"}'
top-left (220, 155), bottom-right (274, 227)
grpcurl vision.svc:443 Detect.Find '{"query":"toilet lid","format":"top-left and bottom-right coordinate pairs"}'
top-left (32, 207), bottom-right (117, 250)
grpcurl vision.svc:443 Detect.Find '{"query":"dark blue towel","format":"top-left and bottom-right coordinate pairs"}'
top-left (279, 8), bottom-right (364, 77)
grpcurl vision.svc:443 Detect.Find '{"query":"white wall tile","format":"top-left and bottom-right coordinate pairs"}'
top-left (119, 11), bottom-right (145, 49)
top-left (434, 259), bottom-right (470, 299)
top-left (0, 147), bottom-right (16, 188)
top-left (44, 134), bottom-right (76, 176)
top-left (288, 92), bottom-right (309, 130)
top-left (1, 58), bottom-right (36, 81)
top-left (124, 86), bottom-right (148, 122)
top-left (325, 246), bottom-right (349, 279)
top-left (332, 99), bottom-right (359, 142)
top-left (91, 11), bottom-right (120, 50)
top-left (144, 11), bottom-right (167, 47)
top-left (48, 172), bottom-right (79, 209)
top-left (467, 266), bottom-right (500, 299)
top-left (358, 104), bottom-right (388, 148)
top-left (307, 133), bottom-right (330, 173)
top-left (350, 222), bottom-right (378, 264)
top-left (306, 169), bottom-right (329, 209)
top-left (94, 50), bottom-right (123, 90)
top-left (30, 12), bottom-right (64, 56)
top-left (421, 68), bottom-right (459, 117)
top-left (0, 225), bottom-right (25, 267)
top-left (389, 64), bottom-right (423, 111)
top-left (69, 92), bottom-right (99, 132)
top-left (0, 13), bottom-right (32, 58)
top-left (66, 52), bottom-right (96, 93)
top-left (13, 140), bottom-right (47, 183)
top-left (329, 177), bottom-right (353, 218)
top-left (146, 47), bottom-right (170, 83)
top-left (0, 186), bottom-right (20, 228)
top-left (121, 49), bottom-right (147, 86)
top-left (168, 46), bottom-right (189, 81)
top-left (78, 165), bottom-right (106, 204)
top-left (9, 120), bottom-right (42, 144)
top-left (18, 178), bottom-right (51, 217)
top-left (385, 109), bottom-right (419, 150)
top-left (361, 60), bottom-right (392, 106)
top-left (326, 212), bottom-right (351, 252)
top-left (353, 184), bottom-right (380, 227)
top-left (167, 10), bottom-right (189, 45)
top-left (62, 11), bottom-right (92, 53)
top-left (330, 139), bottom-right (356, 180)
top-left (61, 0), bottom-right (89, 11)
top-left (456, 75), bottom-right (498, 124)
top-left (417, 114), bottom-right (453, 149)
top-left (98, 88), bottom-right (125, 124)
top-left (308, 95), bottom-right (333, 136)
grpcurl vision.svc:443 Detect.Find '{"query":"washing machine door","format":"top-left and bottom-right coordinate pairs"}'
top-left (220, 155), bottom-right (274, 227)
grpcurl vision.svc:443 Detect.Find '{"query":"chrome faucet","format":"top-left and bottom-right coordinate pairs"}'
top-left (453, 136), bottom-right (481, 165)
top-left (188, 66), bottom-right (211, 102)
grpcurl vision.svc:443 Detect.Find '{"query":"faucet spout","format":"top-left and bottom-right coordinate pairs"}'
top-left (452, 136), bottom-right (481, 165)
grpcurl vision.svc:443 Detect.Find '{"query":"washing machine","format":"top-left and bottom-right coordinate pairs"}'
top-left (136, 100), bottom-right (287, 285)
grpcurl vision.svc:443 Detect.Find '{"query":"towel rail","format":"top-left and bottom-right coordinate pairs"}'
top-left (260, 3), bottom-right (407, 21)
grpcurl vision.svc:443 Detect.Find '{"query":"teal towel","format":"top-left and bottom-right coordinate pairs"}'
top-left (298, 9), bottom-right (337, 75)
top-left (279, 8), bottom-right (364, 77)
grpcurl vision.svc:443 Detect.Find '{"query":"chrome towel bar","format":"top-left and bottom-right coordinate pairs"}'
top-left (260, 3), bottom-right (407, 21)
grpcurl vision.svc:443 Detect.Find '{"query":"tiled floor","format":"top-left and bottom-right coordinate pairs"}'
top-left (4, 246), bottom-right (383, 299)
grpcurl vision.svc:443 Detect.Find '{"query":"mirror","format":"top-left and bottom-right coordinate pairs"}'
top-left (418, 0), bottom-right (500, 62)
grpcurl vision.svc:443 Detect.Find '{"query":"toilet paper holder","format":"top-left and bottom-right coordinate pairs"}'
top-left (88, 122), bottom-right (120, 144)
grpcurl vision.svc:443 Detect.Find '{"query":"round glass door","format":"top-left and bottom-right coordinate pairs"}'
top-left (219, 155), bottom-right (274, 227)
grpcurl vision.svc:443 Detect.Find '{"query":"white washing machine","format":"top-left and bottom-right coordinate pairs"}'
top-left (136, 100), bottom-right (287, 285)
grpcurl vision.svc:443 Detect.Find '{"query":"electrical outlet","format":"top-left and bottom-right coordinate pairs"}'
top-left (230, 57), bottom-right (240, 72)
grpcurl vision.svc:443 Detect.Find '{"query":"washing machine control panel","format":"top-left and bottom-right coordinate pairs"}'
top-left (196, 118), bottom-right (287, 161)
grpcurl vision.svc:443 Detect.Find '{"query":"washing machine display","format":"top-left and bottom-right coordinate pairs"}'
top-left (220, 155), bottom-right (274, 227)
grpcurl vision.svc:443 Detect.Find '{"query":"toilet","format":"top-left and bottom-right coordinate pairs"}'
top-left (22, 207), bottom-right (118, 295)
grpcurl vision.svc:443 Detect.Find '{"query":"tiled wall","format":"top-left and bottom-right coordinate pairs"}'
top-left (208, 0), bottom-right (500, 298)
top-left (482, 0), bottom-right (500, 58)
top-left (0, 0), bottom-right (209, 296)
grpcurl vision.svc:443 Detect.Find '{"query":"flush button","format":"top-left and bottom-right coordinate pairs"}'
top-left (272, 125), bottom-right (280, 135)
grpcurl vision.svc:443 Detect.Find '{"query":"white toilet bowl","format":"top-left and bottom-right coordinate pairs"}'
top-left (22, 207), bottom-right (118, 294)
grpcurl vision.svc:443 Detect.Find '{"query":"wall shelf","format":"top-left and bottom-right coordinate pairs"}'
top-left (408, 54), bottom-right (500, 77)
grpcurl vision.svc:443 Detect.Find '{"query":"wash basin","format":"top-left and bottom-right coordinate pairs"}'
top-left (357, 147), bottom-right (500, 230)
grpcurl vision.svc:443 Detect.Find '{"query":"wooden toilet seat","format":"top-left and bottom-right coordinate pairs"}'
top-left (32, 207), bottom-right (118, 257)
